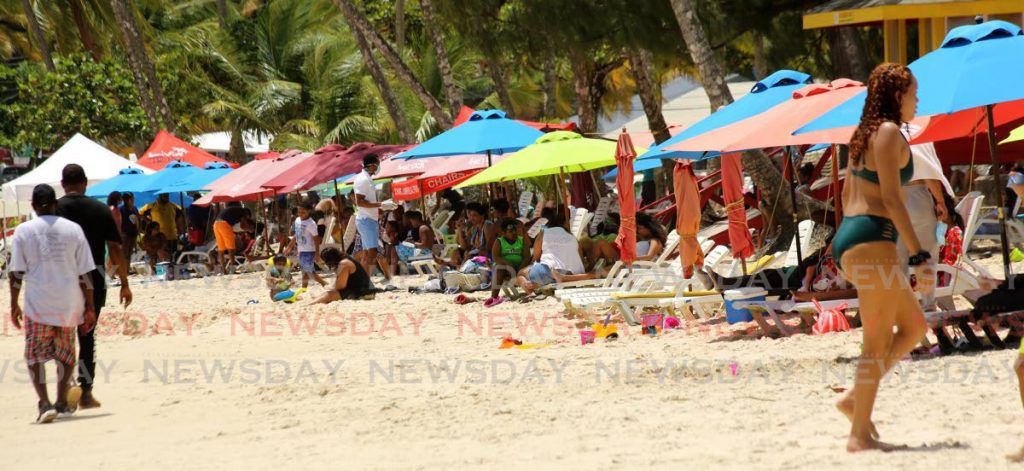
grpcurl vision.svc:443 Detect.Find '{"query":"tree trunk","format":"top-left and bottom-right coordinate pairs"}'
top-left (669, 0), bottom-right (733, 111)
top-left (334, 0), bottom-right (452, 128)
top-left (395, 0), bottom-right (405, 53)
top-left (229, 126), bottom-right (246, 163)
top-left (216, 0), bottom-right (229, 29)
top-left (742, 149), bottom-right (826, 252)
top-left (542, 54), bottom-right (557, 119)
top-left (420, 0), bottom-right (461, 117)
top-left (831, 27), bottom-right (869, 82)
top-left (629, 48), bottom-right (670, 145)
top-left (485, 53), bottom-right (514, 116)
top-left (752, 31), bottom-right (767, 80)
top-left (568, 52), bottom-right (599, 134)
top-left (350, 23), bottom-right (414, 143)
top-left (109, 0), bottom-right (159, 134)
top-left (70, 0), bottom-right (101, 62)
top-left (21, 0), bottom-right (54, 72)
top-left (110, 0), bottom-right (176, 132)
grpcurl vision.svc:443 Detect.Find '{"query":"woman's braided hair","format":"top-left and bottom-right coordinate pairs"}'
top-left (849, 62), bottom-right (914, 165)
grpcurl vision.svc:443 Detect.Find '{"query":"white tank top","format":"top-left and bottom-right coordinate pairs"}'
top-left (539, 227), bottom-right (585, 274)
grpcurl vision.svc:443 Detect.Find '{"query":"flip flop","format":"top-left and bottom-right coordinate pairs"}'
top-left (65, 385), bottom-right (82, 413)
top-left (518, 294), bottom-right (535, 304)
top-left (484, 296), bottom-right (504, 308)
top-left (454, 293), bottom-right (475, 305)
top-left (533, 294), bottom-right (548, 301)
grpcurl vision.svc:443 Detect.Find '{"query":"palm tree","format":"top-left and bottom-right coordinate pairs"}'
top-left (350, 24), bottom-right (413, 142)
top-left (419, 0), bottom-right (460, 117)
top-left (333, 0), bottom-right (451, 129)
top-left (668, 0), bottom-right (732, 110)
top-left (628, 48), bottom-right (670, 144)
top-left (20, 0), bottom-right (52, 71)
top-left (109, 0), bottom-right (161, 133)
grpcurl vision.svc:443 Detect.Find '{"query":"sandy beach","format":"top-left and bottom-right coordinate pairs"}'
top-left (2, 249), bottom-right (1022, 470)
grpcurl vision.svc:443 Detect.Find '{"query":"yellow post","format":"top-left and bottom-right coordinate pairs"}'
top-left (918, 18), bottom-right (931, 57)
top-left (896, 19), bottom-right (907, 64)
top-left (932, 16), bottom-right (947, 50)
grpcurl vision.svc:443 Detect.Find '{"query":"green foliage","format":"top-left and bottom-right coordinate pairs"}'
top-left (0, 54), bottom-right (148, 150)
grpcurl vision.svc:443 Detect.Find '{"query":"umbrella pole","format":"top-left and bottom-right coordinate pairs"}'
top-left (558, 167), bottom-right (570, 221)
top-left (785, 147), bottom-right (803, 266)
top-left (832, 145), bottom-right (842, 228)
top-left (985, 104), bottom-right (1012, 278)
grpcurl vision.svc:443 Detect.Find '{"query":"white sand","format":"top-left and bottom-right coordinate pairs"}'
top-left (2, 249), bottom-right (1022, 470)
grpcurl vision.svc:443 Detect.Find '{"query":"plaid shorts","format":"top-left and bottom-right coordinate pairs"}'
top-left (23, 318), bottom-right (76, 366)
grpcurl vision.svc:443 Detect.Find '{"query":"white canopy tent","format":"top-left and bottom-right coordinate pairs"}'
top-left (192, 131), bottom-right (271, 156)
top-left (1, 133), bottom-right (154, 203)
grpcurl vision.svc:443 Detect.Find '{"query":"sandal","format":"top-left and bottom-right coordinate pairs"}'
top-left (484, 296), bottom-right (505, 308)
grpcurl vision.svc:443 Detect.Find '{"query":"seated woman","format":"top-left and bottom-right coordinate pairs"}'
top-left (582, 212), bottom-right (620, 267)
top-left (791, 241), bottom-right (857, 303)
top-left (634, 213), bottom-right (667, 262)
top-left (517, 212), bottom-right (598, 296)
top-left (311, 247), bottom-right (376, 304)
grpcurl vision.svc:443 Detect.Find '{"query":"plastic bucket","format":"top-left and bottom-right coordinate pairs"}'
top-left (155, 262), bottom-right (171, 279)
top-left (579, 330), bottom-right (596, 345)
top-left (641, 313), bottom-right (665, 329)
top-left (723, 288), bottom-right (767, 324)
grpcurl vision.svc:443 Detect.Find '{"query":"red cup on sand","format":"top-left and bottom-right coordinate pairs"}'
top-left (579, 330), bottom-right (596, 345)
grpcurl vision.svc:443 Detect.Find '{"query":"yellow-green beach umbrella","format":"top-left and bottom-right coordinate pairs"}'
top-left (1001, 124), bottom-right (1024, 145)
top-left (455, 131), bottom-right (644, 188)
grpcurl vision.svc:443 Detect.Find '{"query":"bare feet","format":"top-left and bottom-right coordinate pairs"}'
top-left (847, 436), bottom-right (908, 453)
top-left (80, 390), bottom-right (102, 409)
top-left (836, 393), bottom-right (879, 440)
top-left (1007, 445), bottom-right (1024, 462)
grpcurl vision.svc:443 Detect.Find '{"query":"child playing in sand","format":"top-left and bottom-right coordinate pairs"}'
top-left (285, 202), bottom-right (326, 288)
top-left (141, 221), bottom-right (170, 271)
top-left (266, 254), bottom-right (294, 300)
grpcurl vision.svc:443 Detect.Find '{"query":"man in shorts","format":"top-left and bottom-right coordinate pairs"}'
top-left (352, 154), bottom-right (382, 276)
top-left (214, 202), bottom-right (247, 274)
top-left (11, 184), bottom-right (97, 422)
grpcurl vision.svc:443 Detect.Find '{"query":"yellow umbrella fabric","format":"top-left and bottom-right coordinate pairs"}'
top-left (454, 131), bottom-right (643, 188)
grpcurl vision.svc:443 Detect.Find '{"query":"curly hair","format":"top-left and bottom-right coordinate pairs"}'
top-left (848, 63), bottom-right (914, 165)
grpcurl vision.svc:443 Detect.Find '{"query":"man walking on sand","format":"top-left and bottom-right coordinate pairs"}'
top-left (57, 164), bottom-right (133, 409)
top-left (10, 184), bottom-right (96, 422)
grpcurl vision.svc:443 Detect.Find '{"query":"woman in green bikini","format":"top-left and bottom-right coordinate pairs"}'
top-left (833, 62), bottom-right (935, 453)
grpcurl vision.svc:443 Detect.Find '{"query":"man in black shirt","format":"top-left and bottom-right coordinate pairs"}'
top-left (57, 164), bottom-right (133, 409)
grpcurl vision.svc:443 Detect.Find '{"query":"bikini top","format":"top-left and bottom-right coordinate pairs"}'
top-left (850, 129), bottom-right (914, 185)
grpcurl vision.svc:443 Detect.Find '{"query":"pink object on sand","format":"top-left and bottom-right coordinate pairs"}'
top-left (664, 316), bottom-right (681, 329)
top-left (641, 314), bottom-right (664, 329)
top-left (579, 330), bottom-right (596, 345)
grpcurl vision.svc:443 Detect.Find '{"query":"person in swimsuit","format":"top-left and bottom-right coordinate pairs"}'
top-left (311, 247), bottom-right (376, 303)
top-left (832, 63), bottom-right (934, 453)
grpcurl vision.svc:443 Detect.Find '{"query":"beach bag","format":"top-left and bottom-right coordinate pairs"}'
top-left (811, 299), bottom-right (850, 335)
top-left (188, 227), bottom-right (205, 245)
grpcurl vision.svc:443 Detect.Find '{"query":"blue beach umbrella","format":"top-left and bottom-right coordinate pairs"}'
top-left (86, 167), bottom-right (148, 198)
top-left (160, 162), bottom-right (233, 194)
top-left (636, 70), bottom-right (812, 163)
top-left (797, 20), bottom-right (1024, 277)
top-left (136, 161), bottom-right (200, 194)
top-left (396, 110), bottom-right (543, 164)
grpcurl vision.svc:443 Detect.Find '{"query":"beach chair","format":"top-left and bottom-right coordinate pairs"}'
top-left (972, 191), bottom-right (1024, 247)
top-left (957, 192), bottom-right (996, 280)
top-left (176, 245), bottom-right (216, 277)
top-left (430, 210), bottom-right (452, 236)
top-left (731, 263), bottom-right (984, 337)
top-left (589, 195), bottom-right (614, 235)
top-left (518, 191), bottom-right (534, 218)
top-left (527, 217), bottom-right (548, 239)
top-left (569, 208), bottom-right (592, 240)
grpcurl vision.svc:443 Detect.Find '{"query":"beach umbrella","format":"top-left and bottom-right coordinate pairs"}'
top-left (798, 20), bottom-right (1024, 277)
top-left (390, 154), bottom-right (510, 201)
top-left (85, 167), bottom-right (149, 198)
top-left (636, 69), bottom-right (812, 163)
top-left (454, 132), bottom-right (629, 188)
top-left (720, 153), bottom-right (755, 265)
top-left (674, 161), bottom-right (704, 278)
top-left (137, 130), bottom-right (234, 170)
top-left (262, 143), bottom-right (408, 195)
top-left (396, 110), bottom-right (543, 164)
top-left (665, 80), bottom-right (865, 153)
top-left (1002, 123), bottom-right (1024, 145)
top-left (136, 161), bottom-right (200, 194)
top-left (159, 162), bottom-right (234, 194)
top-left (195, 152), bottom-right (314, 205)
top-left (614, 131), bottom-right (638, 266)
